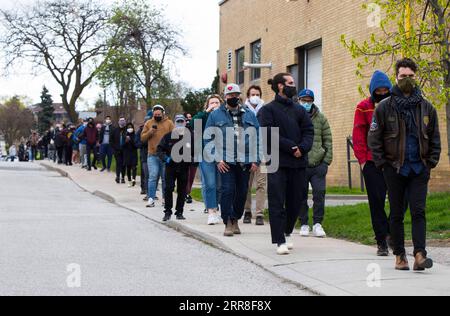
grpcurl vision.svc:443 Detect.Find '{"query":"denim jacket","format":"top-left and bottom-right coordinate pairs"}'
top-left (204, 104), bottom-right (261, 165)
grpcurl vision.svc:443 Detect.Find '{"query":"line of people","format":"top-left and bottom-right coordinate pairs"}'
top-left (34, 58), bottom-right (440, 272)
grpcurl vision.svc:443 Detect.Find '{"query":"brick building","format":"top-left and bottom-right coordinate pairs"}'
top-left (218, 0), bottom-right (449, 192)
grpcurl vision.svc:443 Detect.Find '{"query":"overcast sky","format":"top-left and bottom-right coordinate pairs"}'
top-left (0, 0), bottom-right (220, 109)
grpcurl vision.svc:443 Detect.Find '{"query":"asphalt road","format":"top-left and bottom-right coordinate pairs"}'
top-left (0, 162), bottom-right (310, 296)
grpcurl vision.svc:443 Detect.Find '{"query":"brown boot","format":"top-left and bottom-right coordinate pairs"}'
top-left (224, 220), bottom-right (234, 237)
top-left (395, 254), bottom-right (410, 271)
top-left (233, 220), bottom-right (241, 235)
top-left (414, 252), bottom-right (433, 271)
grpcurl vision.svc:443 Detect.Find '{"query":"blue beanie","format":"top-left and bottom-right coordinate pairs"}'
top-left (298, 89), bottom-right (315, 100)
top-left (146, 110), bottom-right (153, 119)
top-left (369, 71), bottom-right (392, 96)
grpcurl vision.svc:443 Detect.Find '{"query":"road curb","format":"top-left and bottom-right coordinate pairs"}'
top-left (39, 161), bottom-right (320, 295)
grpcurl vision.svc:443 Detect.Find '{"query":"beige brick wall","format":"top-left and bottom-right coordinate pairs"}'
top-left (218, 0), bottom-right (449, 192)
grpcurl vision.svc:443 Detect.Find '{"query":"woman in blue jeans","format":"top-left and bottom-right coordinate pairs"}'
top-left (192, 95), bottom-right (223, 225)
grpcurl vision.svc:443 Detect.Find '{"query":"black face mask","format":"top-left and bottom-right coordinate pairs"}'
top-left (154, 116), bottom-right (163, 122)
top-left (226, 97), bottom-right (240, 108)
top-left (283, 85), bottom-right (298, 99)
top-left (372, 92), bottom-right (391, 104)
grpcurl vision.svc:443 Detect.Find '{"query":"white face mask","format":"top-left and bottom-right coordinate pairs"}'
top-left (249, 96), bottom-right (261, 105)
top-left (127, 128), bottom-right (134, 133)
top-left (105, 120), bottom-right (111, 125)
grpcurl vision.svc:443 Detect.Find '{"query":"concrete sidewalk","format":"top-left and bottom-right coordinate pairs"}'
top-left (39, 161), bottom-right (450, 296)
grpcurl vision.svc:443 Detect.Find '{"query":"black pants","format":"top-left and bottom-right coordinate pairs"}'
top-left (164, 165), bottom-right (189, 216)
top-left (114, 152), bottom-right (126, 180)
top-left (126, 165), bottom-right (137, 182)
top-left (363, 161), bottom-right (390, 244)
top-left (86, 144), bottom-right (96, 169)
top-left (56, 146), bottom-right (64, 164)
top-left (268, 167), bottom-right (307, 245)
top-left (299, 163), bottom-right (328, 226)
top-left (141, 159), bottom-right (148, 194)
top-left (65, 146), bottom-right (73, 165)
top-left (383, 165), bottom-right (430, 257)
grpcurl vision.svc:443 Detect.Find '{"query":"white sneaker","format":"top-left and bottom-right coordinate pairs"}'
top-left (313, 224), bottom-right (327, 238)
top-left (146, 198), bottom-right (155, 208)
top-left (299, 225), bottom-right (311, 237)
top-left (286, 236), bottom-right (294, 250)
top-left (207, 214), bottom-right (217, 226)
top-left (277, 244), bottom-right (290, 255)
top-left (128, 182), bottom-right (133, 188)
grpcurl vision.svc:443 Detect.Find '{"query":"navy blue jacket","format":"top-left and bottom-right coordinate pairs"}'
top-left (258, 95), bottom-right (314, 169)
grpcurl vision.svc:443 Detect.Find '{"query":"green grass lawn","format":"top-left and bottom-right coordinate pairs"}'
top-left (319, 193), bottom-right (450, 245)
top-left (192, 186), bottom-right (449, 245)
top-left (326, 186), bottom-right (367, 195)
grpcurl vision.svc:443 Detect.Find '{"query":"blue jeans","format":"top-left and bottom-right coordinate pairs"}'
top-left (220, 164), bottom-right (251, 224)
top-left (199, 161), bottom-right (221, 210)
top-left (100, 144), bottom-right (113, 170)
top-left (147, 154), bottom-right (166, 199)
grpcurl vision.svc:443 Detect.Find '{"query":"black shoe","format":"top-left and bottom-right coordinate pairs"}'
top-left (243, 212), bottom-right (252, 224)
top-left (186, 195), bottom-right (193, 204)
top-left (93, 165), bottom-right (98, 170)
top-left (121, 179), bottom-right (126, 184)
top-left (203, 209), bottom-right (208, 214)
top-left (100, 168), bottom-right (106, 172)
top-left (140, 190), bottom-right (147, 195)
top-left (163, 214), bottom-right (172, 222)
top-left (176, 214), bottom-right (186, 220)
top-left (115, 178), bottom-right (120, 184)
top-left (87, 168), bottom-right (92, 171)
top-left (377, 241), bottom-right (389, 257)
top-left (255, 216), bottom-right (265, 226)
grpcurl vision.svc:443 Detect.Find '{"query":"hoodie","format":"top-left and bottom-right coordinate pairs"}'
top-left (353, 71), bottom-right (393, 165)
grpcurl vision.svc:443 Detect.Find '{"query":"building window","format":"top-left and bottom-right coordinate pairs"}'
top-left (298, 41), bottom-right (323, 109)
top-left (236, 47), bottom-right (245, 85)
top-left (227, 50), bottom-right (232, 72)
top-left (251, 40), bottom-right (261, 81)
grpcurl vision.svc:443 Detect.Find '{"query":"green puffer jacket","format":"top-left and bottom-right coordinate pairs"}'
top-left (307, 105), bottom-right (333, 167)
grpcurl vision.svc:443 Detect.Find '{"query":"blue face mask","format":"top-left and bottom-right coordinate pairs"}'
top-left (300, 102), bottom-right (313, 112)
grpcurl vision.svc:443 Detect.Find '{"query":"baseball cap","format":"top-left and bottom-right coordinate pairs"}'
top-left (224, 83), bottom-right (241, 96)
top-left (298, 89), bottom-right (315, 100)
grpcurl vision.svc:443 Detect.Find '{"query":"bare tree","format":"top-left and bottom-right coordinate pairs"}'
top-left (0, 0), bottom-right (112, 123)
top-left (110, 0), bottom-right (185, 109)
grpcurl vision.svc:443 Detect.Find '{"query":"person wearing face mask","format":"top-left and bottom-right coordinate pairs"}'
top-left (157, 115), bottom-right (194, 221)
top-left (82, 118), bottom-right (99, 171)
top-left (141, 105), bottom-right (175, 208)
top-left (75, 119), bottom-right (88, 169)
top-left (112, 117), bottom-right (128, 184)
top-left (258, 73), bottom-right (314, 255)
top-left (296, 89), bottom-right (333, 239)
top-left (193, 94), bottom-right (223, 225)
top-left (369, 58), bottom-right (441, 272)
top-left (99, 116), bottom-right (114, 172)
top-left (243, 85), bottom-right (267, 226)
top-left (205, 84), bottom-right (260, 237)
top-left (123, 123), bottom-right (138, 187)
top-left (353, 70), bottom-right (393, 256)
